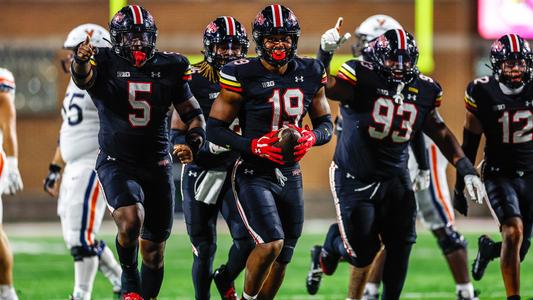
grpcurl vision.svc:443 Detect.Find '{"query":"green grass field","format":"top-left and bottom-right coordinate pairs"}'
top-left (10, 232), bottom-right (533, 299)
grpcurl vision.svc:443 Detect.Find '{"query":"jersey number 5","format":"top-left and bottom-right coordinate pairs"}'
top-left (128, 82), bottom-right (152, 127)
top-left (369, 97), bottom-right (418, 143)
top-left (268, 88), bottom-right (304, 130)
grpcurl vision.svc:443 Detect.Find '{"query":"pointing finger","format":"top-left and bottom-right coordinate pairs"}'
top-left (335, 17), bottom-right (343, 32)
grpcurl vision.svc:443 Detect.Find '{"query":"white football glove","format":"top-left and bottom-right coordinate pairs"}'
top-left (208, 142), bottom-right (230, 155)
top-left (463, 174), bottom-right (487, 204)
top-left (320, 17), bottom-right (352, 53)
top-left (412, 169), bottom-right (430, 192)
top-left (4, 157), bottom-right (23, 195)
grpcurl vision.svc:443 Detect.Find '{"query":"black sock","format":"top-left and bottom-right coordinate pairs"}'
top-left (382, 243), bottom-right (413, 299)
top-left (141, 263), bottom-right (164, 299)
top-left (492, 241), bottom-right (502, 259)
top-left (225, 240), bottom-right (254, 280)
top-left (115, 236), bottom-right (140, 293)
top-left (323, 224), bottom-right (342, 258)
top-left (192, 243), bottom-right (216, 300)
top-left (507, 296), bottom-right (520, 300)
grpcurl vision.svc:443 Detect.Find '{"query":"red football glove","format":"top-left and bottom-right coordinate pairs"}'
top-left (251, 130), bottom-right (284, 165)
top-left (292, 125), bottom-right (317, 162)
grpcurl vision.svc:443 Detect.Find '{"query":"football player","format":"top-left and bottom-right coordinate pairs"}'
top-left (307, 15), bottom-right (478, 300)
top-left (0, 67), bottom-right (23, 300)
top-left (71, 5), bottom-right (206, 300)
top-left (458, 34), bottom-right (533, 300)
top-left (170, 16), bottom-right (254, 300)
top-left (207, 5), bottom-right (333, 299)
top-left (312, 26), bottom-right (487, 299)
top-left (43, 24), bottom-right (122, 300)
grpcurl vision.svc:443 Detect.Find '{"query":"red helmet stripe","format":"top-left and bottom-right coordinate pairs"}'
top-left (397, 29), bottom-right (406, 50)
top-left (130, 5), bottom-right (143, 25)
top-left (225, 16), bottom-right (235, 36)
top-left (512, 34), bottom-right (520, 52)
top-left (271, 4), bottom-right (283, 28)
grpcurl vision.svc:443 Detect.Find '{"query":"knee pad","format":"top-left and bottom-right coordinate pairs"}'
top-left (520, 239), bottom-right (531, 262)
top-left (276, 238), bottom-right (296, 264)
top-left (193, 241), bottom-right (216, 261)
top-left (70, 245), bottom-right (98, 261)
top-left (436, 226), bottom-right (467, 255)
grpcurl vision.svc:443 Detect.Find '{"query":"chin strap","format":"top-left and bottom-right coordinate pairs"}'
top-left (132, 50), bottom-right (147, 67)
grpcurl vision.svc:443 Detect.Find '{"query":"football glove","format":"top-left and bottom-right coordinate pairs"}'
top-left (453, 188), bottom-right (468, 216)
top-left (412, 169), bottom-right (430, 192)
top-left (463, 174), bottom-right (487, 205)
top-left (4, 157), bottom-right (23, 195)
top-left (43, 163), bottom-right (62, 196)
top-left (292, 125), bottom-right (316, 162)
top-left (251, 131), bottom-right (283, 165)
top-left (320, 17), bottom-right (351, 53)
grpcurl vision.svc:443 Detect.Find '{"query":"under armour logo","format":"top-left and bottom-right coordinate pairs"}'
top-left (244, 169), bottom-right (254, 175)
top-left (188, 171), bottom-right (197, 177)
top-left (295, 76), bottom-right (304, 82)
top-left (106, 155), bottom-right (116, 161)
top-left (526, 100), bottom-right (533, 107)
top-left (346, 173), bottom-right (355, 179)
top-left (407, 94), bottom-right (417, 101)
top-left (151, 72), bottom-right (161, 78)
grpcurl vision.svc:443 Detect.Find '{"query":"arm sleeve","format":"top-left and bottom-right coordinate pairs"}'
top-left (411, 131), bottom-right (429, 170)
top-left (207, 117), bottom-right (252, 154)
top-left (311, 114), bottom-right (333, 146)
top-left (173, 56), bottom-right (194, 106)
top-left (464, 82), bottom-right (479, 117)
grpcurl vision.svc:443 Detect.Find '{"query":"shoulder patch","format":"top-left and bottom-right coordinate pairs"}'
top-left (337, 62), bottom-right (357, 85)
top-left (219, 67), bottom-right (242, 93)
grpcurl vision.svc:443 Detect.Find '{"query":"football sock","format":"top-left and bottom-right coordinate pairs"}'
top-left (381, 243), bottom-right (413, 299)
top-left (0, 285), bottom-right (18, 300)
top-left (192, 246), bottom-right (214, 299)
top-left (140, 263), bottom-right (164, 299)
top-left (242, 291), bottom-right (258, 300)
top-left (73, 255), bottom-right (98, 300)
top-left (115, 236), bottom-right (140, 293)
top-left (364, 282), bottom-right (380, 296)
top-left (225, 241), bottom-right (253, 280)
top-left (491, 241), bottom-right (502, 260)
top-left (456, 283), bottom-right (475, 299)
top-left (323, 223), bottom-right (341, 256)
top-left (507, 296), bottom-right (520, 300)
top-left (98, 245), bottom-right (122, 292)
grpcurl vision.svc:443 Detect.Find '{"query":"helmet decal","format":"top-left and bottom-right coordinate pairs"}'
top-left (223, 16), bottom-right (236, 36)
top-left (129, 5), bottom-right (144, 25)
top-left (271, 4), bottom-right (284, 28)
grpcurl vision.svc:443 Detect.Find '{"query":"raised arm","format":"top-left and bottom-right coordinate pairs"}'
top-left (71, 35), bottom-right (97, 89)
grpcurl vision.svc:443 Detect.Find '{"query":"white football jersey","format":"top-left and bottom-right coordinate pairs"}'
top-left (0, 68), bottom-right (16, 150)
top-left (59, 79), bottom-right (99, 163)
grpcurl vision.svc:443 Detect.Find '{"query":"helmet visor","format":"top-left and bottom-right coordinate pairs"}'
top-left (383, 52), bottom-right (416, 81)
top-left (121, 32), bottom-right (155, 49)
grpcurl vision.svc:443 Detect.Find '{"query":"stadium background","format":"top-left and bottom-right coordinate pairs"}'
top-left (1, 0), bottom-right (486, 221)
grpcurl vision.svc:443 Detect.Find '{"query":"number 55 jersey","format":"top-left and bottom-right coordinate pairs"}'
top-left (334, 59), bottom-right (442, 181)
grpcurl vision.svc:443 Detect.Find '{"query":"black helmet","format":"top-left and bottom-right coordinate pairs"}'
top-left (203, 16), bottom-right (249, 70)
top-left (109, 5), bottom-right (157, 68)
top-left (252, 4), bottom-right (301, 67)
top-left (367, 29), bottom-right (419, 85)
top-left (490, 34), bottom-right (533, 89)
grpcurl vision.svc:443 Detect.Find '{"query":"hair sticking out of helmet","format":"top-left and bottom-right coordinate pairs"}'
top-left (109, 5), bottom-right (157, 68)
top-left (352, 15), bottom-right (403, 58)
top-left (490, 34), bottom-right (533, 89)
top-left (367, 29), bottom-right (419, 85)
top-left (252, 4), bottom-right (301, 67)
top-left (203, 16), bottom-right (249, 70)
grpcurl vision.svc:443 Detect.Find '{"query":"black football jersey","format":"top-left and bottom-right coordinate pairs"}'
top-left (189, 67), bottom-right (238, 169)
top-left (84, 48), bottom-right (193, 164)
top-left (219, 57), bottom-right (327, 168)
top-left (334, 59), bottom-right (442, 181)
top-left (465, 76), bottom-right (533, 172)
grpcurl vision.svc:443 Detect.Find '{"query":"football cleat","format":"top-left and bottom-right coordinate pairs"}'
top-left (456, 289), bottom-right (480, 300)
top-left (122, 292), bottom-right (143, 300)
top-left (363, 290), bottom-right (380, 300)
top-left (213, 265), bottom-right (238, 300)
top-left (472, 235), bottom-right (496, 281)
top-left (306, 245), bottom-right (323, 295)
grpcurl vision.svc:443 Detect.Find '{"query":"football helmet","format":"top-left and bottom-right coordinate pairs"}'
top-left (367, 29), bottom-right (419, 85)
top-left (490, 34), bottom-right (533, 89)
top-left (203, 16), bottom-right (249, 70)
top-left (352, 14), bottom-right (402, 57)
top-left (62, 24), bottom-right (110, 73)
top-left (252, 4), bottom-right (301, 67)
top-left (109, 5), bottom-right (157, 67)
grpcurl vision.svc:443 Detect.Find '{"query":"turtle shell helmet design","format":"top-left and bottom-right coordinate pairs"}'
top-left (490, 34), bottom-right (533, 89)
top-left (203, 16), bottom-right (249, 69)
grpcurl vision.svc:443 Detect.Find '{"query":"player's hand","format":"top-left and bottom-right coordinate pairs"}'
top-left (463, 174), bottom-right (487, 205)
top-left (320, 17), bottom-right (352, 53)
top-left (453, 188), bottom-right (468, 216)
top-left (3, 157), bottom-right (23, 195)
top-left (173, 144), bottom-right (193, 164)
top-left (208, 142), bottom-right (230, 155)
top-left (251, 131), bottom-right (284, 165)
top-left (291, 125), bottom-right (316, 162)
top-left (43, 163), bottom-right (62, 197)
top-left (412, 169), bottom-right (430, 192)
top-left (75, 35), bottom-right (95, 63)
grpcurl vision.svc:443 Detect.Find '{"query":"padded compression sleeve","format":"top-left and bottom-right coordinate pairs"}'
top-left (311, 114), bottom-right (333, 146)
top-left (207, 117), bottom-right (252, 154)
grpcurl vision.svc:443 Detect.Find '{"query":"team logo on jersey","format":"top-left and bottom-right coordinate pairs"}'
top-left (151, 71), bottom-right (161, 78)
top-left (117, 71), bottom-right (130, 78)
top-left (295, 76), bottom-right (304, 82)
top-left (262, 80), bottom-right (275, 88)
